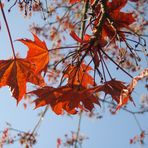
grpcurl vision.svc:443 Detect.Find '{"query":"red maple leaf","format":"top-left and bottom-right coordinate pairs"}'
top-left (64, 63), bottom-right (94, 88)
top-left (95, 68), bottom-right (148, 112)
top-left (31, 85), bottom-right (100, 115)
top-left (0, 58), bottom-right (45, 103)
top-left (18, 33), bottom-right (49, 75)
top-left (95, 79), bottom-right (134, 111)
top-left (102, 0), bottom-right (135, 40)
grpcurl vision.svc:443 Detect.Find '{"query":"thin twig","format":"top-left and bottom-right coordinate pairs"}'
top-left (31, 105), bottom-right (49, 135)
top-left (74, 1), bottom-right (90, 147)
top-left (74, 111), bottom-right (83, 148)
top-left (0, 1), bottom-right (16, 59)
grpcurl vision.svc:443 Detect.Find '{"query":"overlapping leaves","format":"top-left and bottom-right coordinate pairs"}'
top-left (0, 0), bottom-right (146, 116)
top-left (94, 68), bottom-right (148, 111)
top-left (103, 0), bottom-right (135, 40)
top-left (0, 34), bottom-right (49, 102)
top-left (0, 58), bottom-right (45, 103)
top-left (18, 33), bottom-right (49, 74)
top-left (31, 63), bottom-right (100, 114)
top-left (31, 85), bottom-right (100, 115)
top-left (64, 63), bottom-right (94, 88)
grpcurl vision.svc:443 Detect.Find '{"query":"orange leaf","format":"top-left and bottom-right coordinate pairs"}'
top-left (95, 79), bottom-right (134, 111)
top-left (64, 63), bottom-right (94, 88)
top-left (101, 0), bottom-right (135, 40)
top-left (18, 33), bottom-right (49, 75)
top-left (31, 85), bottom-right (100, 115)
top-left (0, 58), bottom-right (45, 103)
top-left (96, 80), bottom-right (128, 102)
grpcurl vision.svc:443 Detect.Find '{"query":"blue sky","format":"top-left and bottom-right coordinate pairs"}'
top-left (0, 2), bottom-right (148, 148)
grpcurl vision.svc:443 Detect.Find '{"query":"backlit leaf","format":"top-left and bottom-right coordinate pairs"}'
top-left (31, 85), bottom-right (100, 115)
top-left (0, 58), bottom-right (45, 103)
top-left (18, 33), bottom-right (49, 75)
top-left (64, 63), bottom-right (94, 88)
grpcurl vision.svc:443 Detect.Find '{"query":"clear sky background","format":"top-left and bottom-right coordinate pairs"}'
top-left (0, 2), bottom-right (148, 148)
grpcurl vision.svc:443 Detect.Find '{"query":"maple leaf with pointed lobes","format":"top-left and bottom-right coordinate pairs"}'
top-left (96, 80), bottom-right (129, 103)
top-left (92, 0), bottom-right (135, 41)
top-left (95, 79), bottom-right (134, 111)
top-left (94, 69), bottom-right (147, 112)
top-left (0, 58), bottom-right (45, 103)
top-left (18, 33), bottom-right (49, 75)
top-left (64, 63), bottom-right (94, 88)
top-left (108, 1), bottom-right (135, 28)
top-left (31, 85), bottom-right (100, 115)
top-left (102, 0), bottom-right (135, 40)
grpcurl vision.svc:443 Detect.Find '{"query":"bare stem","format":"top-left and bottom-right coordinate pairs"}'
top-left (100, 48), bottom-right (133, 78)
top-left (74, 1), bottom-right (89, 147)
top-left (31, 105), bottom-right (49, 135)
top-left (74, 111), bottom-right (83, 148)
top-left (0, 1), bottom-right (16, 59)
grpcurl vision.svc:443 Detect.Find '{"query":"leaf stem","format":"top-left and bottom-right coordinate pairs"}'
top-left (0, 1), bottom-right (16, 59)
top-left (48, 45), bottom-right (80, 52)
top-left (74, 110), bottom-right (83, 148)
top-left (31, 105), bottom-right (49, 135)
top-left (74, 1), bottom-right (89, 146)
top-left (100, 48), bottom-right (133, 78)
